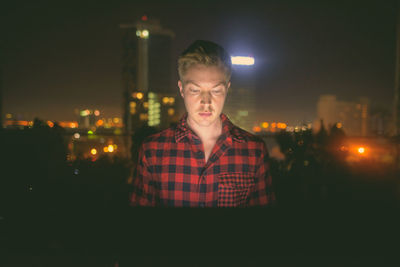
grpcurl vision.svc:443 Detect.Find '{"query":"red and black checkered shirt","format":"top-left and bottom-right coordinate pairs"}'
top-left (130, 113), bottom-right (274, 207)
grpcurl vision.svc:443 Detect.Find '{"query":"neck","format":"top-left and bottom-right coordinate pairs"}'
top-left (187, 116), bottom-right (222, 141)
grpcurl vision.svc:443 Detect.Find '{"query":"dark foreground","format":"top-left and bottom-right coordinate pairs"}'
top-left (1, 127), bottom-right (400, 266)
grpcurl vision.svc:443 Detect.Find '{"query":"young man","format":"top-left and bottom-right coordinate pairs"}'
top-left (130, 40), bottom-right (274, 207)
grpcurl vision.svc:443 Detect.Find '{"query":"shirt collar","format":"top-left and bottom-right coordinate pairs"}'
top-left (174, 113), bottom-right (246, 143)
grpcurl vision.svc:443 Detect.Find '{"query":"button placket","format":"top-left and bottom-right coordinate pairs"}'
top-left (198, 177), bottom-right (207, 207)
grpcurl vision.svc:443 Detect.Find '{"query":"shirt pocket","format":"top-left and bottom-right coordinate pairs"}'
top-left (217, 173), bottom-right (255, 207)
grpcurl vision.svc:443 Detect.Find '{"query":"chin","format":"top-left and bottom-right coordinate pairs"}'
top-left (196, 114), bottom-right (219, 125)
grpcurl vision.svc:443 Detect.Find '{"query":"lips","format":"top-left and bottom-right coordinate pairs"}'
top-left (199, 112), bottom-right (212, 117)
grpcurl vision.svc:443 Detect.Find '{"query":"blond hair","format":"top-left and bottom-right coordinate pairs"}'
top-left (178, 40), bottom-right (232, 83)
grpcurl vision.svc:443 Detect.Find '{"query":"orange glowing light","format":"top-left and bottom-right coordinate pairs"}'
top-left (261, 122), bottom-right (269, 128)
top-left (94, 110), bottom-right (100, 116)
top-left (358, 147), bottom-right (365, 154)
top-left (277, 123), bottom-right (287, 129)
top-left (90, 148), bottom-right (97, 155)
top-left (271, 122), bottom-right (276, 128)
top-left (336, 122), bottom-right (342, 129)
top-left (59, 121), bottom-right (76, 128)
top-left (168, 108), bottom-right (175, 116)
top-left (103, 147), bottom-right (109, 153)
top-left (253, 126), bottom-right (262, 133)
top-left (136, 92), bottom-right (144, 100)
top-left (5, 120), bottom-right (30, 126)
top-left (47, 121), bottom-right (54, 128)
top-left (96, 119), bottom-right (104, 126)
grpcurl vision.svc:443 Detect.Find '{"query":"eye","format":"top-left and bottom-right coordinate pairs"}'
top-left (189, 88), bottom-right (200, 94)
top-left (212, 89), bottom-right (223, 95)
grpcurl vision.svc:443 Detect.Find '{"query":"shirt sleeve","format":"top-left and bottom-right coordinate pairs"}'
top-left (129, 143), bottom-right (158, 207)
top-left (248, 141), bottom-right (275, 207)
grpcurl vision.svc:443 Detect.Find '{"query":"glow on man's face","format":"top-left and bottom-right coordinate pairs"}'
top-left (178, 65), bottom-right (230, 128)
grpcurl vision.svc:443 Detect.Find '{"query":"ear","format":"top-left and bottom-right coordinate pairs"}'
top-left (226, 82), bottom-right (231, 93)
top-left (178, 80), bottom-right (184, 98)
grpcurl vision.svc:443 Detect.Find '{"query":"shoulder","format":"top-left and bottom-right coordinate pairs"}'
top-left (141, 126), bottom-right (176, 149)
top-left (231, 124), bottom-right (266, 146)
top-left (230, 125), bottom-right (268, 160)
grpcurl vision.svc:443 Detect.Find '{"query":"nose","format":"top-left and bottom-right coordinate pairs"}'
top-left (200, 91), bottom-right (212, 104)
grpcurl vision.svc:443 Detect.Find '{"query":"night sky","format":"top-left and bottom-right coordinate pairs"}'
top-left (1, 0), bottom-right (397, 125)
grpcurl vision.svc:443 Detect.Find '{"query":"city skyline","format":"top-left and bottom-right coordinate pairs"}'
top-left (1, 0), bottom-right (397, 125)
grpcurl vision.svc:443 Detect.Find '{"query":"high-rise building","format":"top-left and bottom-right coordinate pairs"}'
top-left (370, 106), bottom-right (392, 136)
top-left (224, 56), bottom-right (257, 132)
top-left (120, 16), bottom-right (177, 135)
top-left (315, 95), bottom-right (370, 136)
top-left (393, 6), bottom-right (400, 136)
top-left (0, 67), bottom-right (3, 129)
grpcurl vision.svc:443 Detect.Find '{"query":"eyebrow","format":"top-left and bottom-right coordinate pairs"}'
top-left (185, 80), bottom-right (226, 88)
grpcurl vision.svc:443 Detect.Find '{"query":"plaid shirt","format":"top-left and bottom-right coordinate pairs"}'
top-left (130, 113), bottom-right (274, 207)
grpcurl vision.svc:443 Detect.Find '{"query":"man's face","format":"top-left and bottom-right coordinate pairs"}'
top-left (178, 64), bottom-right (230, 128)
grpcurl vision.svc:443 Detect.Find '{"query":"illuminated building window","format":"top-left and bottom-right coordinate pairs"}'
top-left (136, 92), bottom-right (144, 99)
top-left (132, 92), bottom-right (144, 100)
top-left (135, 30), bottom-right (149, 39)
top-left (140, 113), bottom-right (148, 121)
top-left (148, 92), bottom-right (160, 126)
top-left (130, 101), bottom-right (136, 114)
top-left (168, 108), bottom-right (175, 116)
